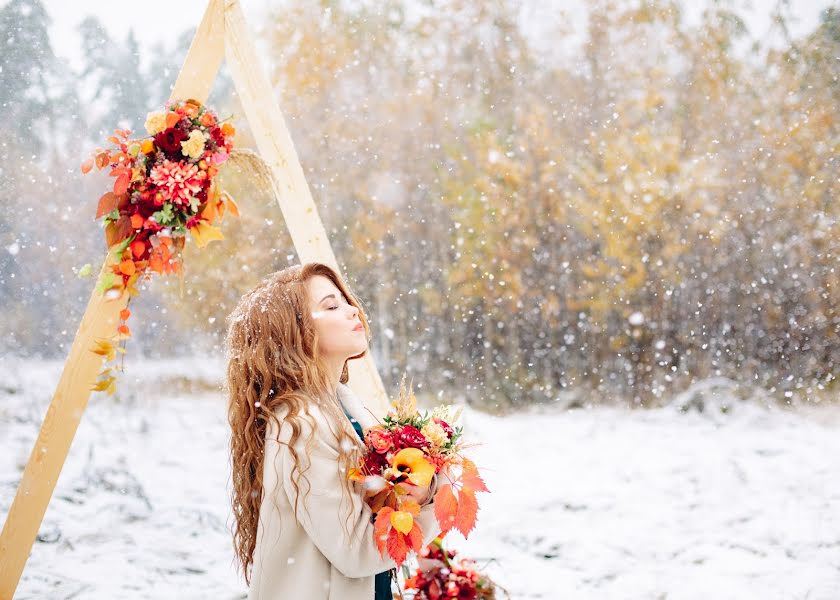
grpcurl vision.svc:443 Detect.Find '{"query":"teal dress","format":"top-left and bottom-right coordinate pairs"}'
top-left (340, 402), bottom-right (394, 600)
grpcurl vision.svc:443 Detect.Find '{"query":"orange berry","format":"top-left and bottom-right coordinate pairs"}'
top-left (120, 308), bottom-right (131, 320)
top-left (130, 213), bottom-right (144, 229)
top-left (130, 240), bottom-right (146, 258)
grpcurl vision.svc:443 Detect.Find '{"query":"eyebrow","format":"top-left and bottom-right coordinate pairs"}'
top-left (318, 294), bottom-right (337, 305)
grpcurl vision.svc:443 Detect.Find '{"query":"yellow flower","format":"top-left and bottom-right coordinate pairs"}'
top-left (144, 111), bottom-right (167, 135)
top-left (390, 447), bottom-right (435, 486)
top-left (421, 421), bottom-right (448, 447)
top-left (180, 130), bottom-right (207, 160)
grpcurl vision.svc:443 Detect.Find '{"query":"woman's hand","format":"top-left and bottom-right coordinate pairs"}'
top-left (401, 482), bottom-right (433, 505)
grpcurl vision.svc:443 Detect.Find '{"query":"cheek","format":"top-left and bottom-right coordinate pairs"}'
top-left (313, 314), bottom-right (346, 347)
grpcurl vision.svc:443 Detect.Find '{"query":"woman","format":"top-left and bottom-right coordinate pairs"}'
top-left (226, 262), bottom-right (442, 599)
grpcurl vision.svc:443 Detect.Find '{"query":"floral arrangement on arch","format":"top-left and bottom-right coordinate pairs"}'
top-left (349, 378), bottom-right (490, 567)
top-left (80, 98), bottom-right (239, 395)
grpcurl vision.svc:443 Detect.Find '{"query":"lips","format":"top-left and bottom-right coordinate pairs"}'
top-left (353, 323), bottom-right (364, 331)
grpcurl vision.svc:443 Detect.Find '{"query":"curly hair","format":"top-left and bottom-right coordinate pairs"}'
top-left (224, 262), bottom-right (372, 584)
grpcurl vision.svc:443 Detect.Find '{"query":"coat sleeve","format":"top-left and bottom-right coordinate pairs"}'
top-left (271, 407), bottom-right (442, 579)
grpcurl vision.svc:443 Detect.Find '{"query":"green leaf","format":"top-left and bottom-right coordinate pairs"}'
top-left (96, 272), bottom-right (116, 294)
top-left (152, 203), bottom-right (175, 226)
top-left (114, 233), bottom-right (136, 256)
top-left (104, 208), bottom-right (120, 223)
top-left (77, 263), bottom-right (93, 278)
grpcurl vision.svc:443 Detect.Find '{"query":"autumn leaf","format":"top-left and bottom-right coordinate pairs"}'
top-left (461, 457), bottom-right (489, 493)
top-left (386, 527), bottom-right (409, 566)
top-left (390, 511), bottom-right (414, 534)
top-left (189, 220), bottom-right (225, 248)
top-left (105, 216), bottom-right (133, 248)
top-left (96, 192), bottom-right (121, 220)
top-left (95, 272), bottom-right (117, 295)
top-left (91, 340), bottom-right (116, 362)
top-left (374, 507), bottom-right (394, 556)
top-left (95, 151), bottom-right (111, 169)
top-left (81, 159), bottom-right (94, 174)
top-left (405, 520), bottom-right (424, 552)
top-left (112, 168), bottom-right (131, 195)
top-left (454, 486), bottom-right (479, 537)
top-left (400, 499), bottom-right (421, 516)
top-left (224, 192), bottom-right (240, 217)
top-left (91, 375), bottom-right (117, 395)
top-left (433, 483), bottom-right (459, 535)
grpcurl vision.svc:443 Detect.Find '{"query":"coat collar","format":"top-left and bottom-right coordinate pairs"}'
top-left (335, 382), bottom-right (381, 432)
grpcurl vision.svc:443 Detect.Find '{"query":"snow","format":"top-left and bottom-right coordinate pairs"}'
top-left (2, 357), bottom-right (839, 599)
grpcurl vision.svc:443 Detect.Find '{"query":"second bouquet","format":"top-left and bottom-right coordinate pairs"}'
top-left (349, 378), bottom-right (490, 566)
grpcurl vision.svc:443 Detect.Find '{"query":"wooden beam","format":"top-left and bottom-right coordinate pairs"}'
top-left (222, 2), bottom-right (389, 415)
top-left (0, 249), bottom-right (127, 599)
top-left (0, 1), bottom-right (226, 597)
top-left (1, 0), bottom-right (391, 594)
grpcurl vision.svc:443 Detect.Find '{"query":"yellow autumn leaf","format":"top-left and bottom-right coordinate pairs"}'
top-left (91, 375), bottom-right (115, 392)
top-left (189, 221), bottom-right (225, 248)
top-left (224, 193), bottom-right (240, 217)
top-left (91, 340), bottom-right (116, 362)
top-left (390, 511), bottom-right (414, 535)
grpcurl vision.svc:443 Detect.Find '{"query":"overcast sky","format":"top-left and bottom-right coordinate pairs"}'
top-left (36, 0), bottom-right (836, 71)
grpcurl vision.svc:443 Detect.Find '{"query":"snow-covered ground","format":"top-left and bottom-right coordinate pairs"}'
top-left (2, 357), bottom-right (839, 599)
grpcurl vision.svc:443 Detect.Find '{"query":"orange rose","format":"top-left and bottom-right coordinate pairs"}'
top-left (200, 112), bottom-right (216, 127)
top-left (365, 426), bottom-right (393, 454)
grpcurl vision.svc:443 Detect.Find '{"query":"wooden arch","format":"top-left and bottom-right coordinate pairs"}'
top-left (0, 1), bottom-right (388, 596)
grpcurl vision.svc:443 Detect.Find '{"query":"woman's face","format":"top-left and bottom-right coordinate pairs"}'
top-left (306, 274), bottom-right (368, 363)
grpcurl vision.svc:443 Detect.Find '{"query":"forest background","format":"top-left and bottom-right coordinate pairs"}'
top-left (1, 0), bottom-right (838, 409)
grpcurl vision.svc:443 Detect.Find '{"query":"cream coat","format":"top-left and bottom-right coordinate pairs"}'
top-left (247, 383), bottom-right (442, 600)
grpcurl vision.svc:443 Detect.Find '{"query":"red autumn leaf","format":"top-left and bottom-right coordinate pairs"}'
top-left (105, 216), bottom-right (133, 247)
top-left (461, 457), bottom-right (489, 493)
top-left (454, 487), bottom-right (479, 538)
top-left (386, 527), bottom-right (409, 566)
top-left (96, 192), bottom-right (121, 219)
top-left (112, 168), bottom-right (131, 196)
top-left (81, 159), bottom-right (94, 174)
top-left (405, 520), bottom-right (424, 553)
top-left (373, 507), bottom-right (393, 556)
top-left (433, 483), bottom-right (459, 536)
top-left (95, 151), bottom-right (111, 169)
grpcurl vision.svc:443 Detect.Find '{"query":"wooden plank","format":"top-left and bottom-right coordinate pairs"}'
top-left (222, 2), bottom-right (389, 415)
top-left (0, 1), bottom-right (225, 597)
top-left (0, 250), bottom-right (126, 599)
top-left (170, 0), bottom-right (226, 103)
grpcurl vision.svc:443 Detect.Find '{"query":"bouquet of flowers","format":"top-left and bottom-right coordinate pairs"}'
top-left (80, 98), bottom-right (238, 395)
top-left (404, 537), bottom-right (506, 600)
top-left (349, 378), bottom-right (489, 567)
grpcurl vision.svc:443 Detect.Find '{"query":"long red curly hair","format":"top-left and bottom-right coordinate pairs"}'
top-left (224, 262), bottom-right (372, 584)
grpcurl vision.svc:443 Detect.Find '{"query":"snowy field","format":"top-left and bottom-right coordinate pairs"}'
top-left (2, 357), bottom-right (839, 599)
